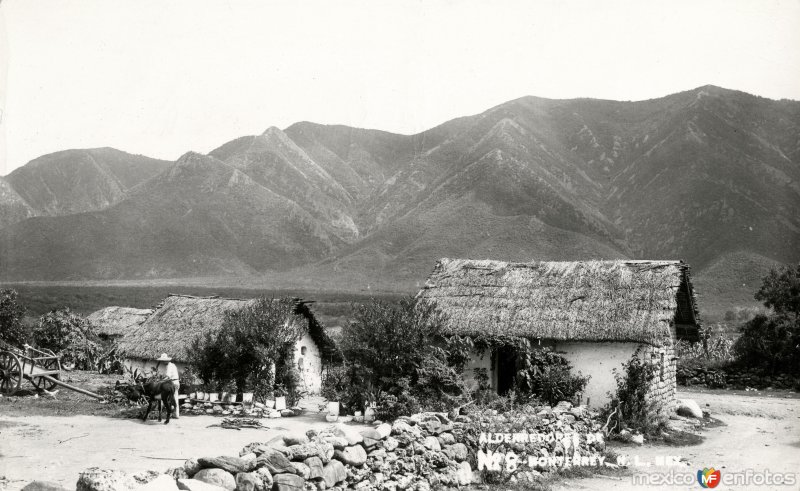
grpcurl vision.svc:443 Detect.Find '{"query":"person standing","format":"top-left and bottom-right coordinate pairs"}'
top-left (157, 353), bottom-right (180, 419)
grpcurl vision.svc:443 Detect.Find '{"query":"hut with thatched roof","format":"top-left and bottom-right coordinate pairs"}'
top-left (87, 306), bottom-right (153, 340)
top-left (417, 258), bottom-right (701, 413)
top-left (114, 294), bottom-right (338, 395)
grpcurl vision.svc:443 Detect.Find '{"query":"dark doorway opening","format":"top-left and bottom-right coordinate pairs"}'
top-left (496, 346), bottom-right (517, 395)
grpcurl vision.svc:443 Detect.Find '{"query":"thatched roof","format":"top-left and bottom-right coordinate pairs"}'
top-left (87, 306), bottom-right (153, 337)
top-left (116, 294), bottom-right (339, 363)
top-left (417, 258), bottom-right (700, 345)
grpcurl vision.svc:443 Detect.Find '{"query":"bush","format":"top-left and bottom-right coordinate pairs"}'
top-left (602, 349), bottom-right (662, 435)
top-left (732, 263), bottom-right (800, 375)
top-left (0, 289), bottom-right (27, 347)
top-left (188, 296), bottom-right (305, 404)
top-left (34, 308), bottom-right (101, 370)
top-left (515, 347), bottom-right (590, 406)
top-left (339, 297), bottom-right (468, 419)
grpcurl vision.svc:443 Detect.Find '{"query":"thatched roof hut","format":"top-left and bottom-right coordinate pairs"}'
top-left (87, 306), bottom-right (153, 338)
top-left (116, 294), bottom-right (339, 363)
top-left (417, 258), bottom-right (700, 345)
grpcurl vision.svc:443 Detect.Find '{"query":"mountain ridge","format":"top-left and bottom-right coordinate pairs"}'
top-left (1, 85), bottom-right (798, 315)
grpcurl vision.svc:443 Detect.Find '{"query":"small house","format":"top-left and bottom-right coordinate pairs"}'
top-left (417, 258), bottom-right (700, 416)
top-left (103, 295), bottom-right (338, 395)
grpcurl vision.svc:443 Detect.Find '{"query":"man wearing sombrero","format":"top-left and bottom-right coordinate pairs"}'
top-left (157, 353), bottom-right (180, 419)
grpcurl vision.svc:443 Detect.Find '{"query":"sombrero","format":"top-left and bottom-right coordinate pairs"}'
top-left (156, 353), bottom-right (172, 362)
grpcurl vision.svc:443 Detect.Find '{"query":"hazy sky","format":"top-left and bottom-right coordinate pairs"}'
top-left (1, 0), bottom-right (799, 175)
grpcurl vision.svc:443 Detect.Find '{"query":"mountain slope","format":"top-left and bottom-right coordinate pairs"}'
top-left (1, 86), bottom-right (798, 291)
top-left (5, 148), bottom-right (170, 217)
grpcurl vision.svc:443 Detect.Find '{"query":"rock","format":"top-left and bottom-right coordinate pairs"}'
top-left (383, 437), bottom-right (399, 452)
top-left (138, 474), bottom-right (179, 490)
top-left (193, 469), bottom-right (236, 490)
top-left (272, 473), bottom-right (305, 491)
top-left (240, 453), bottom-right (257, 463)
top-left (554, 401), bottom-right (573, 412)
top-left (631, 434), bottom-right (644, 445)
top-left (677, 399), bottom-right (704, 419)
top-left (290, 462), bottom-right (311, 480)
top-left (21, 482), bottom-right (70, 491)
top-left (333, 424), bottom-right (364, 445)
top-left (287, 442), bottom-right (333, 463)
top-left (280, 409), bottom-right (295, 417)
top-left (375, 423), bottom-right (392, 439)
top-left (255, 449), bottom-right (295, 475)
top-left (176, 479), bottom-right (229, 491)
top-left (437, 433), bottom-right (455, 445)
top-left (166, 467), bottom-right (190, 480)
top-left (325, 414), bottom-right (339, 422)
top-left (304, 456), bottom-right (324, 479)
top-left (333, 445), bottom-right (368, 466)
top-left (322, 436), bottom-right (348, 449)
top-left (443, 443), bottom-right (468, 462)
top-left (234, 472), bottom-right (262, 491)
top-left (198, 456), bottom-right (256, 474)
top-left (455, 462), bottom-right (473, 486)
top-left (77, 468), bottom-right (138, 491)
top-left (254, 468), bottom-right (273, 489)
top-left (422, 436), bottom-right (441, 451)
top-left (321, 460), bottom-right (347, 488)
top-left (184, 458), bottom-right (203, 478)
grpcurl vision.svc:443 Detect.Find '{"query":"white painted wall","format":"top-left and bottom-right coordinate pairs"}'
top-left (292, 332), bottom-right (323, 395)
top-left (553, 341), bottom-right (641, 407)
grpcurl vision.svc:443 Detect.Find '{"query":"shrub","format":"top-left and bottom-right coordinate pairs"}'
top-left (603, 349), bottom-right (663, 435)
top-left (339, 297), bottom-right (468, 419)
top-left (188, 296), bottom-right (304, 401)
top-left (0, 289), bottom-right (27, 347)
top-left (732, 263), bottom-right (800, 375)
top-left (515, 347), bottom-right (590, 406)
top-left (34, 308), bottom-right (101, 370)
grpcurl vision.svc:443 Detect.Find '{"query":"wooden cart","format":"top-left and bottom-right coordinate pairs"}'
top-left (0, 342), bottom-right (102, 398)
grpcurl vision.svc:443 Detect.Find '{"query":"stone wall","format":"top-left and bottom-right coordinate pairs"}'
top-left (641, 343), bottom-right (677, 421)
top-left (677, 364), bottom-right (800, 390)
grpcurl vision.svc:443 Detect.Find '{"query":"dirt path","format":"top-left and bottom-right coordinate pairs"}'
top-left (554, 390), bottom-right (800, 490)
top-left (0, 413), bottom-right (365, 491)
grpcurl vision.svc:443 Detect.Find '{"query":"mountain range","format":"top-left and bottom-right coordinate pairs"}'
top-left (1, 86), bottom-right (798, 314)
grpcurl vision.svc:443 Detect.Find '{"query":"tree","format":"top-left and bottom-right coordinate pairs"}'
top-left (754, 263), bottom-right (800, 322)
top-left (34, 308), bottom-right (100, 370)
top-left (0, 289), bottom-right (27, 347)
top-left (339, 297), bottom-right (466, 419)
top-left (188, 297), bottom-right (303, 402)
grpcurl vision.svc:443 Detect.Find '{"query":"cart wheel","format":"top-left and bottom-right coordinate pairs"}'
top-left (32, 358), bottom-right (60, 391)
top-left (0, 351), bottom-right (23, 395)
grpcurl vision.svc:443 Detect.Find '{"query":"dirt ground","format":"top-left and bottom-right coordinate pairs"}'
top-left (553, 388), bottom-right (800, 491)
top-left (2, 388), bottom-right (799, 491)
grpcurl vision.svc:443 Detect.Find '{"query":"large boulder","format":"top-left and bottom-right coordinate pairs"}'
top-left (289, 462), bottom-right (311, 480)
top-left (333, 445), bottom-right (368, 467)
top-left (272, 473), bottom-right (305, 491)
top-left (193, 469), bottom-right (236, 490)
top-left (183, 458), bottom-right (202, 478)
top-left (321, 460), bottom-right (347, 488)
top-left (374, 423), bottom-right (392, 439)
top-left (255, 449), bottom-right (295, 475)
top-left (76, 468), bottom-right (138, 491)
top-left (198, 456), bottom-right (256, 474)
top-left (283, 432), bottom-right (309, 446)
top-left (176, 479), bottom-right (229, 491)
top-left (676, 399), bottom-right (704, 419)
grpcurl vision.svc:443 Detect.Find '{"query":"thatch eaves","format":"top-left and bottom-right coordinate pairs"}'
top-left (417, 258), bottom-right (701, 345)
top-left (87, 306), bottom-right (153, 337)
top-left (116, 295), bottom-right (339, 363)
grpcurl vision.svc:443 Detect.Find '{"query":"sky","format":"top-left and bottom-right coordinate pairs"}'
top-left (1, 0), bottom-right (799, 175)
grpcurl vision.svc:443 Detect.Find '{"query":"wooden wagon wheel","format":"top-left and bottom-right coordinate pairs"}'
top-left (0, 350), bottom-right (23, 395)
top-left (31, 357), bottom-right (61, 391)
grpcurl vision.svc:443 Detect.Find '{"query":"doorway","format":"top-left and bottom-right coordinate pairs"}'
top-left (496, 346), bottom-right (517, 395)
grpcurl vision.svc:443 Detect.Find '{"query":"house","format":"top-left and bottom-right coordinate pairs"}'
top-left (87, 306), bottom-right (153, 341)
top-left (416, 258), bottom-right (700, 415)
top-left (105, 294), bottom-right (338, 395)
